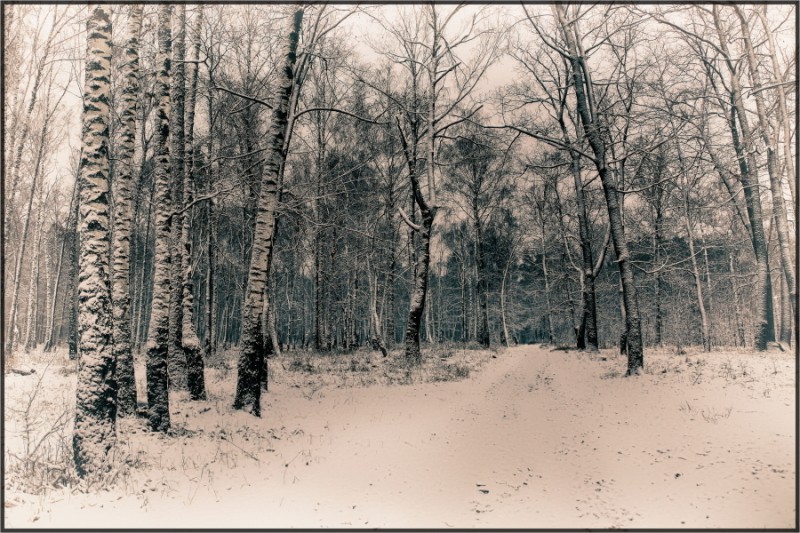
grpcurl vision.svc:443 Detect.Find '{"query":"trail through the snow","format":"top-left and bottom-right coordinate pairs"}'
top-left (5, 344), bottom-right (795, 528)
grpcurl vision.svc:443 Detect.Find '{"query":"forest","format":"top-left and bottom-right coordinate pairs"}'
top-left (3, 3), bottom-right (797, 529)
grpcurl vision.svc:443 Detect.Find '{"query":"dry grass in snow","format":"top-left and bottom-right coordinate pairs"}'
top-left (3, 344), bottom-right (796, 529)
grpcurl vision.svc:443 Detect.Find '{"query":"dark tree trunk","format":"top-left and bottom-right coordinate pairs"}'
top-left (728, 253), bottom-right (746, 347)
top-left (553, 4), bottom-right (643, 374)
top-left (712, 6), bottom-right (774, 351)
top-left (44, 176), bottom-right (78, 352)
top-left (396, 114), bottom-right (437, 364)
top-left (653, 183), bottom-right (664, 347)
top-left (734, 6), bottom-right (795, 344)
top-left (474, 199), bottom-right (490, 348)
top-left (569, 151), bottom-right (599, 351)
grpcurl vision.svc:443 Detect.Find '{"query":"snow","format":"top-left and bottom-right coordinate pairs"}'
top-left (3, 344), bottom-right (796, 528)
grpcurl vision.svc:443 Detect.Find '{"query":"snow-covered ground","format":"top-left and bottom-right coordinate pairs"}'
top-left (3, 344), bottom-right (796, 529)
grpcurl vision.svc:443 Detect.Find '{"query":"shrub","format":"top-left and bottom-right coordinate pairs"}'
top-left (288, 357), bottom-right (314, 373)
top-left (6, 368), bottom-right (77, 494)
top-left (348, 358), bottom-right (371, 373)
top-left (433, 363), bottom-right (470, 382)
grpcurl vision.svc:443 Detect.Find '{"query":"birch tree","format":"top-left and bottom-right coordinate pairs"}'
top-left (182, 6), bottom-right (207, 400)
top-left (233, 9), bottom-right (304, 416)
top-left (144, 5), bottom-right (173, 432)
top-left (168, 4), bottom-right (188, 390)
top-left (73, 3), bottom-right (117, 477)
top-left (113, 4), bottom-right (143, 417)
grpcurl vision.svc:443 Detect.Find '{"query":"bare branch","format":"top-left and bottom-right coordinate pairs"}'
top-left (212, 84), bottom-right (272, 109)
top-left (398, 207), bottom-right (422, 233)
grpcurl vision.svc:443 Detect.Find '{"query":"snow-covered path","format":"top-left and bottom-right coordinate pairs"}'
top-left (6, 345), bottom-right (795, 528)
top-left (258, 344), bottom-right (795, 529)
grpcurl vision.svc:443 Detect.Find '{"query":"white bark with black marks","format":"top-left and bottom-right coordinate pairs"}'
top-left (182, 5), bottom-right (206, 401)
top-left (113, 4), bottom-right (142, 417)
top-left (234, 9), bottom-right (304, 416)
top-left (168, 4), bottom-right (188, 391)
top-left (144, 4), bottom-right (173, 433)
top-left (73, 3), bottom-right (116, 479)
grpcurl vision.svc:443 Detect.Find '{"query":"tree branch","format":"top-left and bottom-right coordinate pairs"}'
top-left (169, 185), bottom-right (237, 221)
top-left (212, 85), bottom-right (273, 109)
top-left (592, 223), bottom-right (611, 277)
top-left (398, 206), bottom-right (422, 232)
top-left (293, 106), bottom-right (389, 125)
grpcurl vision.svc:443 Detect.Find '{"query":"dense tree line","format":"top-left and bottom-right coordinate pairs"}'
top-left (2, 4), bottom-right (795, 477)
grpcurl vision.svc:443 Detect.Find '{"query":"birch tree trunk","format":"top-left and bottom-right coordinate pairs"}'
top-left (234, 9), bottom-right (303, 416)
top-left (500, 246), bottom-right (513, 347)
top-left (44, 177), bottom-right (78, 351)
top-left (205, 198), bottom-right (216, 360)
top-left (204, 45), bottom-right (217, 361)
top-left (182, 5), bottom-right (206, 400)
top-left (24, 206), bottom-right (45, 352)
top-left (144, 4), bottom-right (173, 432)
top-left (168, 4), bottom-right (187, 390)
top-left (702, 242), bottom-right (715, 346)
top-left (6, 24), bottom-right (54, 211)
top-left (73, 3), bottom-right (116, 478)
top-left (552, 4), bottom-right (643, 373)
top-left (41, 226), bottom-right (51, 346)
top-left (367, 258), bottom-right (388, 356)
top-left (386, 230), bottom-right (397, 346)
top-left (113, 4), bottom-right (142, 417)
top-left (6, 110), bottom-right (49, 353)
top-left (405, 210), bottom-right (434, 363)
top-left (396, 116), bottom-right (437, 365)
top-left (685, 198), bottom-right (710, 351)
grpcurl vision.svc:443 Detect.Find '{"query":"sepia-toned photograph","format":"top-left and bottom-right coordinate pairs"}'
top-left (2, 3), bottom-right (797, 529)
